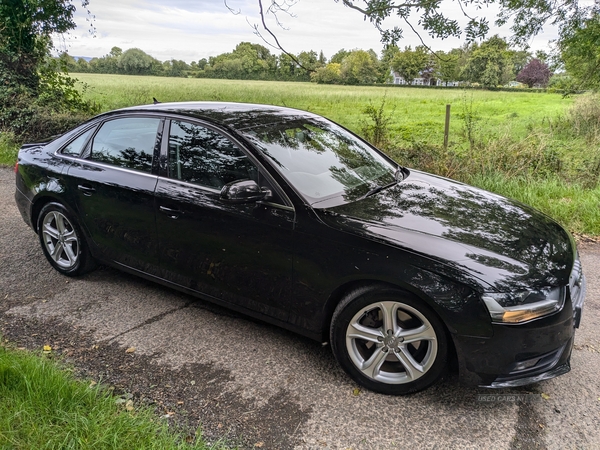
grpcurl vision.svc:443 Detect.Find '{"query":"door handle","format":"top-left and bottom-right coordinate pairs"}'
top-left (159, 205), bottom-right (182, 219)
top-left (77, 185), bottom-right (95, 196)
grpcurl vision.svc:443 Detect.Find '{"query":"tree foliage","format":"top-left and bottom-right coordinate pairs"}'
top-left (0, 0), bottom-right (81, 90)
top-left (462, 36), bottom-right (514, 87)
top-left (558, 12), bottom-right (600, 90)
top-left (341, 49), bottom-right (379, 84)
top-left (118, 48), bottom-right (161, 75)
top-left (391, 46), bottom-right (428, 85)
top-left (0, 0), bottom-right (98, 140)
top-left (516, 58), bottom-right (551, 88)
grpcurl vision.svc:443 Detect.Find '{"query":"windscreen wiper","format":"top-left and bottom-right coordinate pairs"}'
top-left (361, 168), bottom-right (405, 200)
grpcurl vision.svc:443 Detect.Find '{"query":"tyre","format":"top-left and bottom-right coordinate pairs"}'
top-left (330, 285), bottom-right (448, 395)
top-left (37, 202), bottom-right (96, 276)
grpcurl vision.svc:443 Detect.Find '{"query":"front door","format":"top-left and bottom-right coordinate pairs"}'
top-left (154, 119), bottom-right (295, 322)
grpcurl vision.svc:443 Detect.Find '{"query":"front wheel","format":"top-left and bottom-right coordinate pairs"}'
top-left (330, 286), bottom-right (448, 395)
top-left (37, 202), bottom-right (96, 276)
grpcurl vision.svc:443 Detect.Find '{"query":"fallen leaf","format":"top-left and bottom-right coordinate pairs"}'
top-left (125, 347), bottom-right (136, 353)
top-left (43, 345), bottom-right (52, 352)
top-left (89, 381), bottom-right (97, 388)
top-left (541, 393), bottom-right (551, 400)
top-left (352, 388), bottom-right (361, 396)
top-left (177, 401), bottom-right (184, 405)
top-left (190, 380), bottom-right (196, 386)
top-left (125, 400), bottom-right (134, 411)
top-left (254, 442), bottom-right (264, 448)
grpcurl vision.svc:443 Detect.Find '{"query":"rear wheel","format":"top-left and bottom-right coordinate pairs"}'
top-left (37, 202), bottom-right (96, 276)
top-left (330, 285), bottom-right (448, 395)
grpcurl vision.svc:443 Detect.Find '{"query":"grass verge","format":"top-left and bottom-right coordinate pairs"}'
top-left (467, 174), bottom-right (600, 236)
top-left (0, 132), bottom-right (19, 167)
top-left (0, 340), bottom-right (226, 449)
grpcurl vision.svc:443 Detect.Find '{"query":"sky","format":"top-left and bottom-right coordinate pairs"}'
top-left (55, 0), bottom-right (563, 63)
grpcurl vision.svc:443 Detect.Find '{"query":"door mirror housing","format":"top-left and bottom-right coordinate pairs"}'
top-left (220, 179), bottom-right (271, 203)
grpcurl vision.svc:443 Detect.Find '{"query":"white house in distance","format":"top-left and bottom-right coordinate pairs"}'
top-left (390, 70), bottom-right (460, 87)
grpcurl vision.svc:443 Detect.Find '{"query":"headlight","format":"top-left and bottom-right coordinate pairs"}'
top-left (482, 287), bottom-right (565, 324)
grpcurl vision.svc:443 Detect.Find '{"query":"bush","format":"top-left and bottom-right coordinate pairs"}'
top-left (0, 60), bottom-right (100, 143)
top-left (0, 131), bottom-right (19, 166)
top-left (565, 94), bottom-right (600, 139)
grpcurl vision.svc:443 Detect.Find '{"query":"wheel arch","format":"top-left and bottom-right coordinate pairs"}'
top-left (31, 195), bottom-right (67, 234)
top-left (321, 279), bottom-right (443, 340)
top-left (320, 279), bottom-right (458, 370)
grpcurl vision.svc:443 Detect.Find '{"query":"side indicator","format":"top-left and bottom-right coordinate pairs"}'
top-left (14, 161), bottom-right (18, 173)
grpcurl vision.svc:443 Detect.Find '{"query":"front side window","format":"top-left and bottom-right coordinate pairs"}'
top-left (89, 117), bottom-right (160, 172)
top-left (168, 120), bottom-right (257, 189)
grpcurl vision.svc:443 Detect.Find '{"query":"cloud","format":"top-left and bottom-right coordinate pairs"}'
top-left (57, 0), bottom-right (559, 62)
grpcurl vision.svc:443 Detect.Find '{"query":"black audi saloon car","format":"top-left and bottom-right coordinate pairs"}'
top-left (15, 101), bottom-right (585, 395)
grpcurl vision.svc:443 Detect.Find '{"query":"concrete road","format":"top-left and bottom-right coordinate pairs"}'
top-left (1, 166), bottom-right (599, 449)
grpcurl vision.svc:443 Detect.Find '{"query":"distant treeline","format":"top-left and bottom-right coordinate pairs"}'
top-left (59, 38), bottom-right (575, 90)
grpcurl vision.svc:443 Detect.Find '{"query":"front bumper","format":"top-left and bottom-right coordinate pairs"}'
top-left (455, 268), bottom-right (586, 388)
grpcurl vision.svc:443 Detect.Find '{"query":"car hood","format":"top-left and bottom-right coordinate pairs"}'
top-left (317, 170), bottom-right (574, 292)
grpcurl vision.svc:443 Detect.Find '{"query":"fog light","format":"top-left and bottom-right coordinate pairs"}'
top-left (512, 358), bottom-right (541, 371)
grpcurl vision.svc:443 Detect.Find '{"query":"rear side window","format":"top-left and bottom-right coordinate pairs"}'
top-left (168, 120), bottom-right (257, 189)
top-left (89, 117), bottom-right (160, 172)
top-left (61, 128), bottom-right (93, 157)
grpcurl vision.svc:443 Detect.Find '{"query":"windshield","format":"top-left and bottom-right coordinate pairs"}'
top-left (240, 117), bottom-right (398, 206)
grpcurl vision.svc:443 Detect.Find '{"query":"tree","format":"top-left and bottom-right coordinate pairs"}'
top-left (246, 0), bottom-right (591, 63)
top-left (516, 58), bottom-right (551, 88)
top-left (58, 52), bottom-right (78, 72)
top-left (163, 59), bottom-right (190, 77)
top-left (296, 50), bottom-right (322, 79)
top-left (0, 0), bottom-right (96, 139)
top-left (330, 49), bottom-right (350, 64)
top-left (197, 58), bottom-right (208, 70)
top-left (0, 0), bottom-right (83, 91)
top-left (311, 63), bottom-right (342, 84)
top-left (340, 49), bottom-right (379, 84)
top-left (462, 36), bottom-right (513, 87)
top-left (435, 49), bottom-right (463, 86)
top-left (391, 46), bottom-right (428, 85)
top-left (379, 44), bottom-right (399, 82)
top-left (108, 46), bottom-right (121, 58)
top-left (118, 48), bottom-right (161, 75)
top-left (559, 12), bottom-right (600, 89)
top-left (205, 42), bottom-right (276, 80)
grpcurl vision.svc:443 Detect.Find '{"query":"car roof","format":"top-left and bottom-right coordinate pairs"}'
top-left (113, 101), bottom-right (319, 131)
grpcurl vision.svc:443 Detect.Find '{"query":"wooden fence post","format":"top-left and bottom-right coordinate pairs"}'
top-left (444, 104), bottom-right (451, 149)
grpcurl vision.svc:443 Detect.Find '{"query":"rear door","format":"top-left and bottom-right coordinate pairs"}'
top-left (63, 115), bottom-right (163, 271)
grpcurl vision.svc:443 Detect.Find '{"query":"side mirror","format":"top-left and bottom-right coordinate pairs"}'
top-left (220, 179), bottom-right (271, 203)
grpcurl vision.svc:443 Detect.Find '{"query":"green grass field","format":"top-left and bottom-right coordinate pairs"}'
top-left (75, 73), bottom-right (572, 146)
top-left (74, 74), bottom-right (599, 235)
top-left (3, 73), bottom-right (597, 235)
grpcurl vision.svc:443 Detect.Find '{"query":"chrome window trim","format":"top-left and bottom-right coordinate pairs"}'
top-left (62, 157), bottom-right (160, 180)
